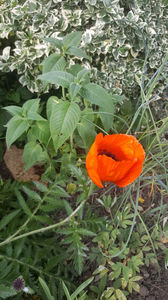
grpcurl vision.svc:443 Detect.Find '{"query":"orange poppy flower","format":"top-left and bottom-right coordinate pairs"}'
top-left (86, 133), bottom-right (145, 188)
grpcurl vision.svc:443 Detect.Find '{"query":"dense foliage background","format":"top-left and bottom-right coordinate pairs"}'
top-left (0, 0), bottom-right (168, 299)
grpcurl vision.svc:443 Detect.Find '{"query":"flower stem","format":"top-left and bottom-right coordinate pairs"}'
top-left (0, 198), bottom-right (87, 247)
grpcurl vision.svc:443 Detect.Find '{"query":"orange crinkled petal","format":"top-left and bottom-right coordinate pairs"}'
top-left (86, 133), bottom-right (145, 188)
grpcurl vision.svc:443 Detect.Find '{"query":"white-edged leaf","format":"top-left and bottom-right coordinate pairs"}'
top-left (50, 101), bottom-right (81, 151)
top-left (6, 116), bottom-right (29, 149)
top-left (38, 71), bottom-right (74, 88)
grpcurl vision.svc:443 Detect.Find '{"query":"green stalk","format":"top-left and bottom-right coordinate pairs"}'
top-left (0, 197), bottom-right (87, 247)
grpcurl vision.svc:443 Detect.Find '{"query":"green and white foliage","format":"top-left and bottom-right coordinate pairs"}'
top-left (0, 0), bottom-right (167, 96)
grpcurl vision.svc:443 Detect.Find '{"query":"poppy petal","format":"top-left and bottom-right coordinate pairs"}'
top-left (86, 133), bottom-right (145, 188)
top-left (86, 138), bottom-right (103, 188)
top-left (97, 155), bottom-right (137, 183)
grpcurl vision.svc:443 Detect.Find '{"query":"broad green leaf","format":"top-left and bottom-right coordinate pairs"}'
top-left (23, 141), bottom-right (45, 170)
top-left (77, 68), bottom-right (90, 82)
top-left (38, 71), bottom-right (74, 88)
top-left (42, 54), bottom-right (66, 73)
top-left (0, 209), bottom-right (20, 231)
top-left (15, 189), bottom-right (32, 216)
top-left (115, 289), bottom-right (127, 300)
top-left (66, 46), bottom-right (89, 59)
top-left (6, 116), bottom-right (29, 149)
top-left (3, 105), bottom-right (22, 116)
top-left (77, 118), bottom-right (96, 149)
top-left (71, 277), bottom-right (94, 300)
top-left (63, 31), bottom-right (82, 49)
top-left (62, 281), bottom-right (71, 300)
top-left (27, 121), bottom-right (50, 145)
top-left (44, 37), bottom-right (63, 49)
top-left (81, 83), bottom-right (114, 110)
top-left (68, 64), bottom-right (83, 76)
top-left (46, 96), bottom-right (60, 120)
top-left (27, 111), bottom-right (46, 121)
top-left (23, 98), bottom-right (40, 114)
top-left (81, 83), bottom-right (115, 131)
top-left (69, 82), bottom-right (81, 100)
top-left (39, 277), bottom-right (54, 300)
top-left (50, 101), bottom-right (81, 151)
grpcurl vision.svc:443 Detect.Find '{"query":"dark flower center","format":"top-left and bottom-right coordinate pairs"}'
top-left (98, 150), bottom-right (118, 161)
top-left (13, 277), bottom-right (25, 291)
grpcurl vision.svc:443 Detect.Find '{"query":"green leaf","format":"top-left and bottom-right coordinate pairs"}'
top-left (44, 37), bottom-right (63, 49)
top-left (0, 209), bottom-right (20, 231)
top-left (49, 101), bottom-right (81, 151)
top-left (27, 111), bottom-right (46, 121)
top-left (0, 285), bottom-right (16, 299)
top-left (81, 83), bottom-right (113, 108)
top-left (51, 185), bottom-right (70, 198)
top-left (23, 142), bottom-right (45, 170)
top-left (77, 117), bottom-right (96, 149)
top-left (69, 82), bottom-right (81, 100)
top-left (42, 54), bottom-right (66, 73)
top-left (63, 31), bottom-right (82, 49)
top-left (77, 68), bottom-right (90, 82)
top-left (71, 277), bottom-right (94, 300)
top-left (66, 46), bottom-right (89, 59)
top-left (27, 121), bottom-right (50, 144)
top-left (81, 83), bottom-right (115, 131)
top-left (6, 116), bottom-right (29, 149)
top-left (15, 189), bottom-right (32, 216)
top-left (115, 289), bottom-right (127, 300)
top-left (23, 98), bottom-right (40, 114)
top-left (77, 229), bottom-right (96, 237)
top-left (38, 71), bottom-right (74, 88)
top-left (34, 215), bottom-right (53, 225)
top-left (62, 281), bottom-right (71, 300)
top-left (46, 96), bottom-right (60, 120)
top-left (38, 277), bottom-right (54, 300)
top-left (21, 186), bottom-right (41, 202)
top-left (3, 106), bottom-right (22, 116)
top-left (33, 181), bottom-right (48, 192)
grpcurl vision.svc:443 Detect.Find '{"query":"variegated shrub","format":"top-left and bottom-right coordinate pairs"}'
top-left (0, 0), bottom-right (167, 96)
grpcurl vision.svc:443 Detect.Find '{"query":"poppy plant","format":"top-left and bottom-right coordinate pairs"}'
top-left (86, 133), bottom-right (145, 188)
